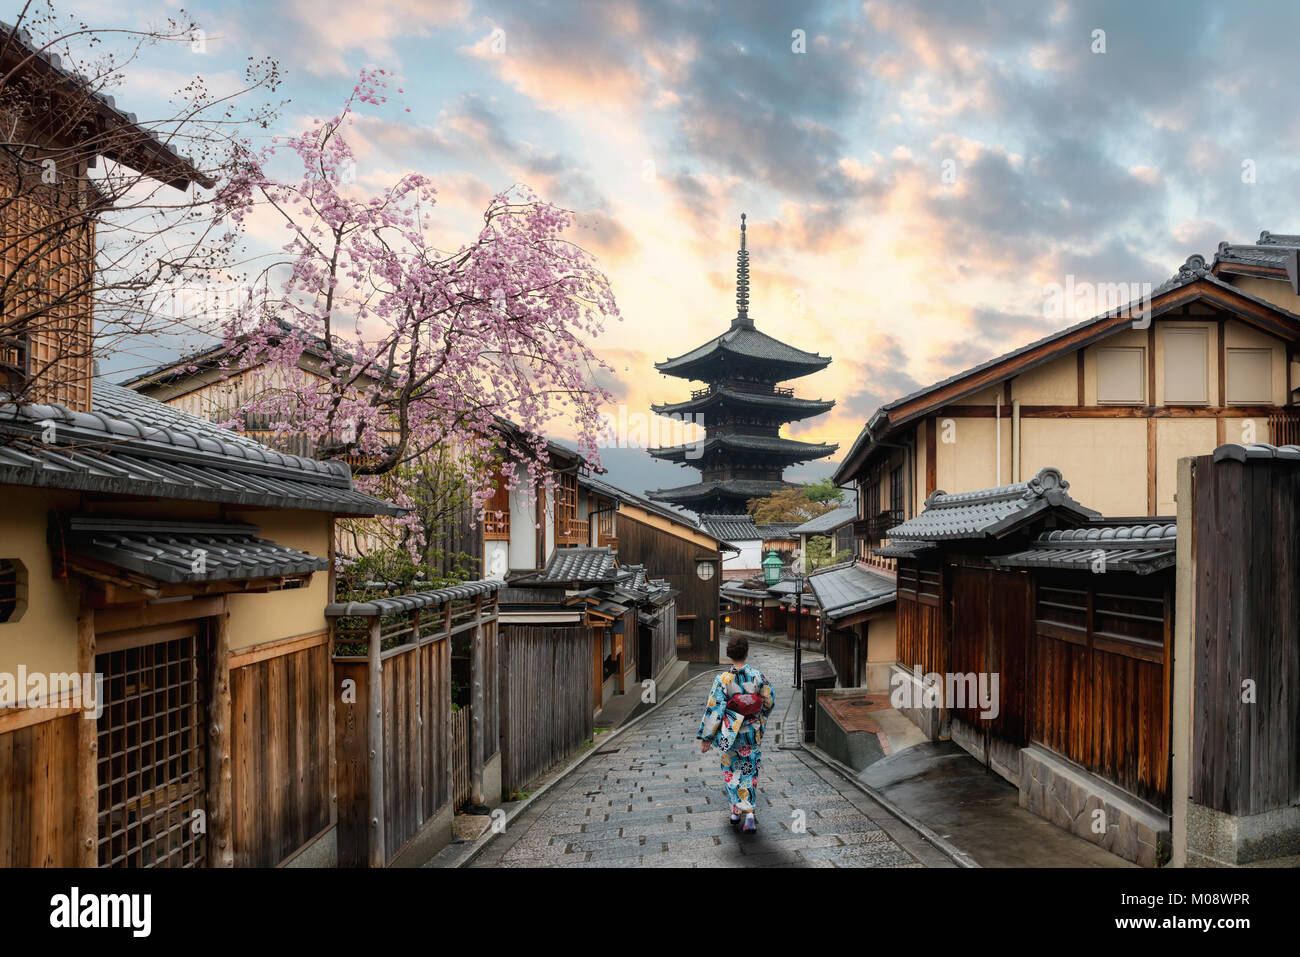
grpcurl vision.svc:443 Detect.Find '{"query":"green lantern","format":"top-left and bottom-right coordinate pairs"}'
top-left (762, 550), bottom-right (784, 587)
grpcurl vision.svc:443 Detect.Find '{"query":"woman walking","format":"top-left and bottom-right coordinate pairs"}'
top-left (697, 636), bottom-right (775, 833)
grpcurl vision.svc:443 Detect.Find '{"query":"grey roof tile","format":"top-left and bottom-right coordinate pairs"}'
top-left (325, 579), bottom-right (501, 617)
top-left (0, 384), bottom-right (401, 516)
top-left (59, 517), bottom-right (327, 584)
top-left (791, 505), bottom-right (858, 536)
top-left (996, 522), bottom-right (1176, 575)
top-left (886, 467), bottom-right (1099, 542)
top-left (807, 561), bottom-right (897, 622)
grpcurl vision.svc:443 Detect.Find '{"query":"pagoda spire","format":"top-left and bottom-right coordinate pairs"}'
top-left (733, 213), bottom-right (752, 328)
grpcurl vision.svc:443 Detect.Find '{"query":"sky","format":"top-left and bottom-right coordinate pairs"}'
top-left (59, 0), bottom-right (1300, 469)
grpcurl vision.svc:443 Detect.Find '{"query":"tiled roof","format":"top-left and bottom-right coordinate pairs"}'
top-left (1212, 232), bottom-right (1300, 272)
top-left (648, 434), bottom-right (837, 463)
top-left (651, 387), bottom-right (835, 421)
top-left (833, 260), bottom-right (1300, 484)
top-left (656, 325), bottom-right (831, 381)
top-left (57, 518), bottom-right (326, 584)
top-left (996, 522), bottom-right (1176, 576)
top-left (807, 561), bottom-right (897, 622)
top-left (649, 479), bottom-right (793, 507)
top-left (0, 21), bottom-right (210, 189)
top-left (516, 546), bottom-right (623, 585)
top-left (886, 467), bottom-right (1099, 543)
top-left (0, 385), bottom-right (402, 516)
top-left (325, 580), bottom-right (501, 617)
top-left (791, 505), bottom-right (858, 536)
top-left (698, 513), bottom-right (758, 541)
top-left (1213, 442), bottom-right (1300, 463)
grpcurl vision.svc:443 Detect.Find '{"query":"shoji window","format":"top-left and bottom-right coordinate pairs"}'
top-left (1225, 348), bottom-right (1273, 405)
top-left (1163, 327), bottom-right (1208, 404)
top-left (1096, 347), bottom-right (1145, 404)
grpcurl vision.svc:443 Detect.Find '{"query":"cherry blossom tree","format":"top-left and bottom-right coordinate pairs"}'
top-left (217, 70), bottom-right (619, 537)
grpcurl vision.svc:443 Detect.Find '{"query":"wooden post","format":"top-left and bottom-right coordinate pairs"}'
top-left (442, 601), bottom-right (453, 808)
top-left (411, 609), bottom-right (424, 828)
top-left (206, 602), bottom-right (235, 867)
top-left (367, 617), bottom-right (385, 868)
top-left (75, 597), bottom-right (97, 868)
top-left (470, 595), bottom-right (485, 807)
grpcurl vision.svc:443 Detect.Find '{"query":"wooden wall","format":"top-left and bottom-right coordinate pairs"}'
top-left (825, 627), bottom-right (858, 687)
top-left (1028, 573), bottom-right (1171, 809)
top-left (896, 561), bottom-right (944, 675)
top-left (333, 635), bottom-right (453, 867)
top-left (617, 515), bottom-right (719, 662)
top-left (229, 634), bottom-right (333, 868)
top-left (499, 625), bottom-right (593, 797)
top-left (1192, 453), bottom-right (1300, 816)
top-left (650, 601), bottom-right (677, 681)
top-left (0, 711), bottom-right (78, 866)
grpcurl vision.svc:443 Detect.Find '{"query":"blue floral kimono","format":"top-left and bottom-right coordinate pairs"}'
top-left (697, 664), bottom-right (776, 813)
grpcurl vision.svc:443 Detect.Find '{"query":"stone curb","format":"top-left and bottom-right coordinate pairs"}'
top-left (446, 666), bottom-right (714, 868)
top-left (799, 741), bottom-right (980, 868)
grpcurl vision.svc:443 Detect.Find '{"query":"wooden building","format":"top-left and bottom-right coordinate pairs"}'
top-left (579, 475), bottom-right (728, 664)
top-left (828, 242), bottom-right (1300, 692)
top-left (874, 467), bottom-right (1177, 866)
top-left (648, 214), bottom-right (836, 514)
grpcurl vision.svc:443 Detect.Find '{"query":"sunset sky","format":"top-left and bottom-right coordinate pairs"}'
top-left (77, 0), bottom-right (1300, 467)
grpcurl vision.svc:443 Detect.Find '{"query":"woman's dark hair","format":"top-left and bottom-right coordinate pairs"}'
top-left (726, 635), bottom-right (749, 662)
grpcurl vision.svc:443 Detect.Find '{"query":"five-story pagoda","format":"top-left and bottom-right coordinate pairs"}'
top-left (647, 214), bottom-right (837, 515)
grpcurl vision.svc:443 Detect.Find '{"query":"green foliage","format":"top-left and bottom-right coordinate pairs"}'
top-left (803, 478), bottom-right (844, 504)
top-left (803, 535), bottom-right (842, 571)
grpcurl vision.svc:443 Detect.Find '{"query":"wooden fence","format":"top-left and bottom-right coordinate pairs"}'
top-left (1191, 450), bottom-right (1300, 816)
top-left (452, 707), bottom-right (471, 811)
top-left (649, 601), bottom-right (676, 682)
top-left (499, 625), bottom-right (593, 797)
top-left (328, 584), bottom-right (499, 867)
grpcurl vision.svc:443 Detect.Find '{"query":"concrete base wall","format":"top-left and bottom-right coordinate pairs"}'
top-left (283, 825), bottom-right (337, 868)
top-left (387, 801), bottom-right (454, 868)
top-left (889, 663), bottom-right (948, 741)
top-left (814, 691), bottom-right (885, 772)
top-left (1019, 744), bottom-right (1170, 868)
top-left (484, 751), bottom-right (503, 808)
top-left (1184, 801), bottom-right (1300, 866)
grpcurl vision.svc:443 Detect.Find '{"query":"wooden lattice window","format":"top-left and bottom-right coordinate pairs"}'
top-left (0, 167), bottom-right (95, 411)
top-left (483, 471), bottom-right (511, 540)
top-left (96, 629), bottom-right (208, 868)
top-left (0, 558), bottom-right (27, 623)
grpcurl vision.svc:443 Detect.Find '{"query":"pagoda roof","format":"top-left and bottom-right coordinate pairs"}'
top-left (656, 323), bottom-right (831, 382)
top-left (648, 434), bottom-right (837, 464)
top-left (651, 386), bottom-right (835, 421)
top-left (646, 478), bottom-right (794, 508)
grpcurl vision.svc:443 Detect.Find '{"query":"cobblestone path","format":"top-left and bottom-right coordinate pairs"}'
top-left (470, 643), bottom-right (951, 868)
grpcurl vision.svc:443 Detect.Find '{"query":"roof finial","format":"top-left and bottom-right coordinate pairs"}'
top-left (735, 213), bottom-right (751, 325)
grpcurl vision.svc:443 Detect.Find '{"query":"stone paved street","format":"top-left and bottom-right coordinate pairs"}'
top-left (470, 642), bottom-right (952, 868)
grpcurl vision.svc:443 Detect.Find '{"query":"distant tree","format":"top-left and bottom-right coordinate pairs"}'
top-left (802, 534), bottom-right (842, 571)
top-left (802, 478), bottom-right (844, 505)
top-left (747, 486), bottom-right (838, 524)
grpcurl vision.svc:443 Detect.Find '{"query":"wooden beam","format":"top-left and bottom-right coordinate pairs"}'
top-left (1147, 417), bottom-right (1158, 515)
top-left (470, 594), bottom-right (485, 807)
top-left (75, 597), bottom-right (96, 867)
top-left (367, 616), bottom-right (385, 867)
top-left (207, 601), bottom-right (234, 867)
top-left (1077, 350), bottom-right (1085, 406)
top-left (925, 417), bottom-right (936, 497)
top-left (94, 594), bottom-right (225, 634)
top-left (1147, 324), bottom-right (1157, 408)
top-left (1217, 318), bottom-right (1227, 407)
